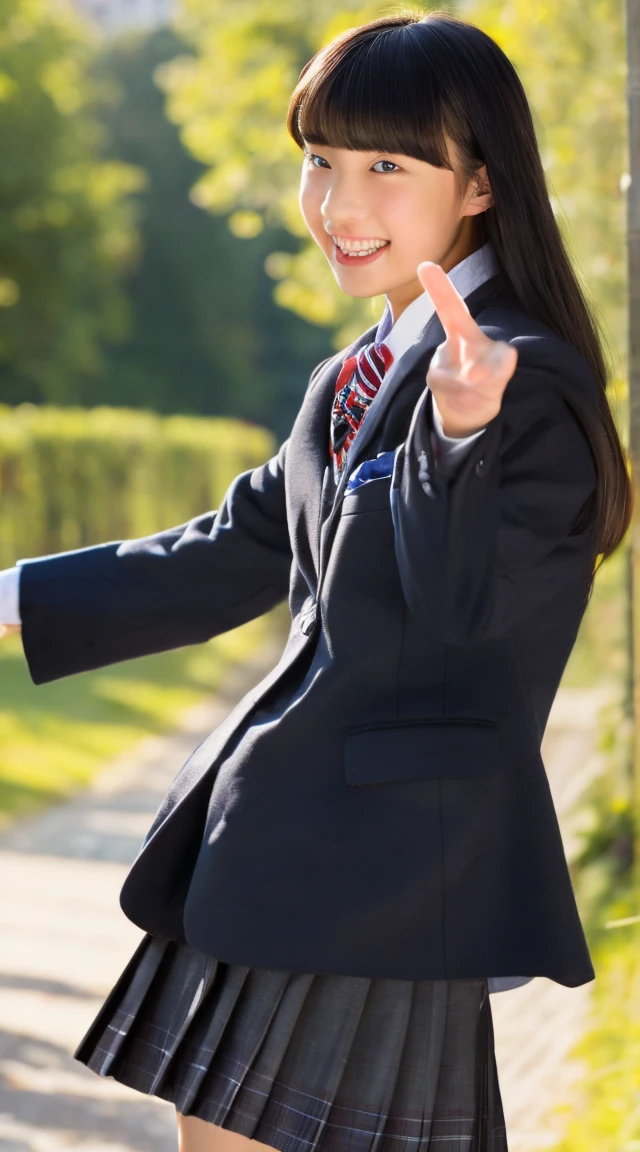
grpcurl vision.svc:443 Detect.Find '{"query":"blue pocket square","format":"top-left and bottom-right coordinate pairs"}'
top-left (345, 449), bottom-right (397, 495)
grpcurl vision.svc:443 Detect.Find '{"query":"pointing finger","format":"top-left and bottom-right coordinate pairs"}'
top-left (417, 262), bottom-right (483, 343)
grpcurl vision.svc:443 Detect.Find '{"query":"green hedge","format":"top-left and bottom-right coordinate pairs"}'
top-left (0, 404), bottom-right (275, 567)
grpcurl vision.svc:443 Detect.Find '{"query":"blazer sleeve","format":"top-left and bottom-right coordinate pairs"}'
top-left (19, 438), bottom-right (292, 684)
top-left (390, 356), bottom-right (599, 646)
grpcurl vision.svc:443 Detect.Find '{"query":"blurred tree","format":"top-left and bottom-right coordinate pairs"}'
top-left (158, 0), bottom-right (626, 366)
top-left (90, 28), bottom-right (334, 437)
top-left (156, 0), bottom-right (388, 351)
top-left (459, 0), bottom-right (627, 374)
top-left (0, 0), bottom-right (143, 404)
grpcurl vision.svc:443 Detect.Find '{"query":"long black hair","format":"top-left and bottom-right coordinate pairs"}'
top-left (286, 11), bottom-right (632, 565)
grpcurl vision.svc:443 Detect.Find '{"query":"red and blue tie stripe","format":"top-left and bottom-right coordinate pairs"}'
top-left (329, 340), bottom-right (394, 479)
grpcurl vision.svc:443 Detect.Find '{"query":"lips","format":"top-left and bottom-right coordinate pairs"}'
top-left (333, 241), bottom-right (390, 267)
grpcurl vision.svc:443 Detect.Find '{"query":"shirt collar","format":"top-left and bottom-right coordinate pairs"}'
top-left (375, 241), bottom-right (500, 362)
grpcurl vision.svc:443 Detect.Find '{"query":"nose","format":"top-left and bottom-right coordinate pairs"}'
top-left (321, 175), bottom-right (370, 235)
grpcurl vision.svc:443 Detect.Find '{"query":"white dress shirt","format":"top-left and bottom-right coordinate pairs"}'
top-left (0, 566), bottom-right (19, 627)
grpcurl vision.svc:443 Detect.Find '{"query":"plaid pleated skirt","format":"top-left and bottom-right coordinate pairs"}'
top-left (75, 933), bottom-right (508, 1151)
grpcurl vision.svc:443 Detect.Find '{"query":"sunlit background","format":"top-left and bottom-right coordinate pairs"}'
top-left (0, 2), bottom-right (636, 1150)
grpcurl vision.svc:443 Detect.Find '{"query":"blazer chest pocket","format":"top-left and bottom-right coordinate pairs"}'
top-left (341, 477), bottom-right (392, 516)
top-left (344, 718), bottom-right (499, 785)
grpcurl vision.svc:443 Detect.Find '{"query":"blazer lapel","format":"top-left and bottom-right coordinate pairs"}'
top-left (286, 322), bottom-right (378, 585)
top-left (340, 272), bottom-right (508, 482)
top-left (340, 310), bottom-right (443, 477)
top-left (315, 318), bottom-right (443, 581)
top-left (317, 272), bottom-right (509, 580)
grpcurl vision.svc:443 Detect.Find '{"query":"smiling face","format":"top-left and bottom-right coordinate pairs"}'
top-left (299, 141), bottom-right (493, 322)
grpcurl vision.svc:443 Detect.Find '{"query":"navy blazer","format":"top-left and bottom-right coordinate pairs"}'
top-left (18, 273), bottom-right (599, 986)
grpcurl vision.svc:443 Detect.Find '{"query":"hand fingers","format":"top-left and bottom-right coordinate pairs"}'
top-left (417, 262), bottom-right (484, 344)
top-left (427, 365), bottom-right (502, 428)
top-left (459, 339), bottom-right (518, 384)
top-left (431, 334), bottom-right (517, 382)
top-left (428, 341), bottom-right (518, 418)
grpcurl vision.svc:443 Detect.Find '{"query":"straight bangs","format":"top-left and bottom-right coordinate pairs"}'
top-left (287, 20), bottom-right (452, 169)
top-left (286, 11), bottom-right (633, 563)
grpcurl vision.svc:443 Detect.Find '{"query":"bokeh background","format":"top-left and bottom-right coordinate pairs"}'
top-left (0, 1), bottom-right (636, 1150)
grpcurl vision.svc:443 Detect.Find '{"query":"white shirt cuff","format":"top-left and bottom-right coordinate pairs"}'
top-left (0, 566), bottom-right (21, 625)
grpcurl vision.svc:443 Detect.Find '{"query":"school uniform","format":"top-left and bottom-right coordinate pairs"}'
top-left (4, 241), bottom-right (599, 1150)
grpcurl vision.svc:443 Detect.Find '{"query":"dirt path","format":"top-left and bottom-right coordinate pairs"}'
top-left (0, 640), bottom-right (282, 1152)
top-left (0, 660), bottom-right (611, 1152)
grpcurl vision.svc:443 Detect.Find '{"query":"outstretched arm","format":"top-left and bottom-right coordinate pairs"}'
top-left (16, 439), bottom-right (292, 684)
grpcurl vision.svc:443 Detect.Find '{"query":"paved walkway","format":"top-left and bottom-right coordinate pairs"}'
top-left (0, 654), bottom-right (612, 1152)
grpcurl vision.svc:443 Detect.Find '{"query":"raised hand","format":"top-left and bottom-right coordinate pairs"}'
top-left (417, 261), bottom-right (518, 438)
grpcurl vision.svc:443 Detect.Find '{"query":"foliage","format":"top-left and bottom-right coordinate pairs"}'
top-left (560, 539), bottom-right (634, 935)
top-left (157, 0), bottom-right (392, 350)
top-left (0, 402), bottom-right (277, 822)
top-left (547, 924), bottom-right (640, 1152)
top-left (541, 899), bottom-right (640, 1151)
top-left (0, 403), bottom-right (274, 567)
top-left (563, 536), bottom-right (629, 691)
top-left (544, 537), bottom-right (638, 1149)
top-left (85, 28), bottom-right (334, 439)
top-left (0, 0), bottom-right (143, 404)
top-left (1, 1), bottom-right (625, 413)
top-left (160, 0), bottom-right (627, 367)
top-left (459, 0), bottom-right (627, 371)
top-left (569, 696), bottom-right (635, 942)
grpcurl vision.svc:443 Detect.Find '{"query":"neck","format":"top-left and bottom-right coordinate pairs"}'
top-left (386, 219), bottom-right (484, 323)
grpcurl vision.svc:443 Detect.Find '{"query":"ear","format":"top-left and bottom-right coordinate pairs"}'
top-left (462, 165), bottom-right (494, 217)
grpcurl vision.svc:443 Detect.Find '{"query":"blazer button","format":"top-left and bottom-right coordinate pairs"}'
top-left (474, 457), bottom-right (485, 476)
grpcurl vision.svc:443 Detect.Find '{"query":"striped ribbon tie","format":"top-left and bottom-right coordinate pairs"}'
top-left (329, 340), bottom-right (394, 479)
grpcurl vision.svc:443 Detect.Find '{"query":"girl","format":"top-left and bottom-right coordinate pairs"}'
top-left (2, 10), bottom-right (631, 1152)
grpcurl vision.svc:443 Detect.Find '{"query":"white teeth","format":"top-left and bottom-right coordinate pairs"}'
top-left (332, 236), bottom-right (389, 256)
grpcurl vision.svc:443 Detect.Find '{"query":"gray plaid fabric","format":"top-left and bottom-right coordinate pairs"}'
top-left (75, 935), bottom-right (508, 1151)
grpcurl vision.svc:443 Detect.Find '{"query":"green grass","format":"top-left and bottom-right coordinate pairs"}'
top-left (0, 613), bottom-right (275, 825)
